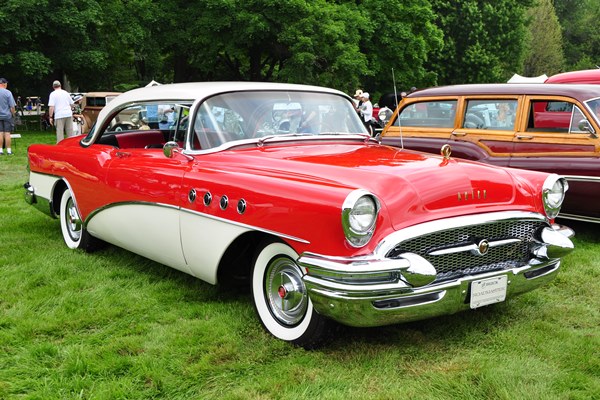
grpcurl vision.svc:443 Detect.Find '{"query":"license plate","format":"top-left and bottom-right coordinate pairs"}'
top-left (470, 275), bottom-right (508, 309)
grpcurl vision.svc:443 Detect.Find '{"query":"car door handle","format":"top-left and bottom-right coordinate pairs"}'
top-left (115, 151), bottom-right (131, 158)
top-left (451, 131), bottom-right (467, 137)
top-left (515, 135), bottom-right (534, 140)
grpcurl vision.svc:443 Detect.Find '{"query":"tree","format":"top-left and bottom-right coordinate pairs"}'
top-left (359, 0), bottom-right (443, 94)
top-left (429, 0), bottom-right (534, 84)
top-left (553, 0), bottom-right (600, 71)
top-left (0, 0), bottom-right (545, 98)
top-left (523, 0), bottom-right (564, 76)
top-left (151, 0), bottom-right (442, 98)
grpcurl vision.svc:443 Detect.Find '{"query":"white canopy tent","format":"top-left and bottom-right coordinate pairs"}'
top-left (507, 74), bottom-right (548, 83)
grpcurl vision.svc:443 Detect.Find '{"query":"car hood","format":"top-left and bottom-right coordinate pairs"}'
top-left (223, 141), bottom-right (535, 230)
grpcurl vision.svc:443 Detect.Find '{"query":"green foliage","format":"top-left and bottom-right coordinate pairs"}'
top-left (430, 0), bottom-right (533, 84)
top-left (553, 0), bottom-right (600, 71)
top-left (2, 0), bottom-right (595, 100)
top-left (0, 131), bottom-right (599, 398)
top-left (360, 0), bottom-right (444, 94)
top-left (523, 0), bottom-right (565, 76)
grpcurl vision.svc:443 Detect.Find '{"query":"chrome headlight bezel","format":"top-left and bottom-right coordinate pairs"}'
top-left (378, 107), bottom-right (394, 124)
top-left (342, 189), bottom-right (380, 247)
top-left (542, 174), bottom-right (568, 219)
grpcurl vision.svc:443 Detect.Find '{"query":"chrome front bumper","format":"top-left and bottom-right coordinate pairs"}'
top-left (299, 222), bottom-right (574, 328)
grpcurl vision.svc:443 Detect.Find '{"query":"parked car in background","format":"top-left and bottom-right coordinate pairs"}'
top-left (546, 69), bottom-right (600, 84)
top-left (25, 82), bottom-right (573, 347)
top-left (380, 83), bottom-right (600, 223)
top-left (80, 91), bottom-right (122, 134)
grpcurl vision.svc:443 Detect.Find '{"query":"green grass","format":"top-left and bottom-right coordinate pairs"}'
top-left (1, 131), bottom-right (599, 399)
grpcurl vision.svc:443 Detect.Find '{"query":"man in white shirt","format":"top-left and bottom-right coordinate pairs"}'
top-left (48, 80), bottom-right (74, 143)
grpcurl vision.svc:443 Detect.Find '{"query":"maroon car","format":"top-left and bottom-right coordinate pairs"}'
top-left (380, 83), bottom-right (600, 223)
top-left (546, 69), bottom-right (600, 84)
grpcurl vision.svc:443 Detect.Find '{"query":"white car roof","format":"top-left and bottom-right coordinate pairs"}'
top-left (96, 81), bottom-right (347, 125)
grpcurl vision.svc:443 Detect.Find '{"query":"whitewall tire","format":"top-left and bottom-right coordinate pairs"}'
top-left (251, 241), bottom-right (330, 347)
top-left (59, 189), bottom-right (101, 252)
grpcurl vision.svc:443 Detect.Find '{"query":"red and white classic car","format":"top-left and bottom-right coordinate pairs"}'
top-left (25, 82), bottom-right (574, 347)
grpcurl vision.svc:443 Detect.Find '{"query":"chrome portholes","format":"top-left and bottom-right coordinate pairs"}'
top-left (203, 192), bottom-right (212, 206)
top-left (200, 191), bottom-right (247, 214)
top-left (237, 199), bottom-right (247, 214)
top-left (188, 189), bottom-right (197, 203)
top-left (220, 195), bottom-right (229, 210)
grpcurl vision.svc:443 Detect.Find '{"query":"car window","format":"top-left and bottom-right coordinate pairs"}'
top-left (585, 98), bottom-right (600, 123)
top-left (96, 102), bottom-right (190, 148)
top-left (86, 97), bottom-right (105, 107)
top-left (527, 100), bottom-right (588, 133)
top-left (395, 100), bottom-right (457, 128)
top-left (190, 91), bottom-right (365, 150)
top-left (463, 100), bottom-right (517, 130)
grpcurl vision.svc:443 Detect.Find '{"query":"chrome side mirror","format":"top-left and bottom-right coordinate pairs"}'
top-left (163, 141), bottom-right (179, 158)
top-left (163, 141), bottom-right (193, 161)
top-left (578, 119), bottom-right (597, 137)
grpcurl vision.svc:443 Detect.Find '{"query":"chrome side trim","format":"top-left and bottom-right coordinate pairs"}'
top-left (558, 213), bottom-right (600, 224)
top-left (84, 201), bottom-right (310, 244)
top-left (562, 175), bottom-right (600, 183)
top-left (180, 206), bottom-right (310, 244)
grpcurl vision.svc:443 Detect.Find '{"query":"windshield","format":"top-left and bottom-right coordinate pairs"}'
top-left (190, 91), bottom-right (367, 150)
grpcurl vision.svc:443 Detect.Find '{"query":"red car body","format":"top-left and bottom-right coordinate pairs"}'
top-left (25, 82), bottom-right (573, 347)
top-left (381, 83), bottom-right (600, 224)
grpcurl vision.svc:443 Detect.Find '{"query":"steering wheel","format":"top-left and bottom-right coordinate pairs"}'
top-left (464, 113), bottom-right (485, 129)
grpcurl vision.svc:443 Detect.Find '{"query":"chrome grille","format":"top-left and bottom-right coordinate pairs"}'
top-left (386, 219), bottom-right (547, 282)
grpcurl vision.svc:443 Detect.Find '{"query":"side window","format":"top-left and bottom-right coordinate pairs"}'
top-left (463, 100), bottom-right (517, 130)
top-left (97, 102), bottom-right (185, 148)
top-left (395, 100), bottom-right (457, 128)
top-left (87, 97), bottom-right (106, 107)
top-left (586, 98), bottom-right (600, 122)
top-left (173, 106), bottom-right (190, 143)
top-left (527, 100), bottom-right (587, 133)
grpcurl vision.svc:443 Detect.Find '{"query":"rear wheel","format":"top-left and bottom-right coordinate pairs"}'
top-left (59, 189), bottom-right (102, 252)
top-left (251, 241), bottom-right (330, 348)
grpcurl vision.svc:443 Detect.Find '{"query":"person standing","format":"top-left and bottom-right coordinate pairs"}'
top-left (0, 78), bottom-right (16, 156)
top-left (353, 89), bottom-right (364, 109)
top-left (48, 80), bottom-right (74, 143)
top-left (359, 92), bottom-right (375, 136)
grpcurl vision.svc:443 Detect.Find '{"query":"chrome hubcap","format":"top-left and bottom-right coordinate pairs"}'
top-left (265, 256), bottom-right (307, 326)
top-left (66, 197), bottom-right (82, 241)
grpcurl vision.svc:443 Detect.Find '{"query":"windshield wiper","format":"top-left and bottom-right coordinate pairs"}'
top-left (257, 133), bottom-right (310, 147)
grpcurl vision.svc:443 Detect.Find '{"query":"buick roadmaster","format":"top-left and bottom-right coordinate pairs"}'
top-left (25, 82), bottom-right (574, 347)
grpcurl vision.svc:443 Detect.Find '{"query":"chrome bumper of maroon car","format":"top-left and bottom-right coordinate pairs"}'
top-left (299, 221), bottom-right (573, 328)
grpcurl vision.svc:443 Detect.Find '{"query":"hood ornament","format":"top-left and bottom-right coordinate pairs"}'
top-left (441, 144), bottom-right (452, 160)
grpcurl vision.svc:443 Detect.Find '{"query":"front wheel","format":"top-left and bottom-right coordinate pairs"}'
top-left (251, 241), bottom-right (331, 348)
top-left (59, 189), bottom-right (102, 252)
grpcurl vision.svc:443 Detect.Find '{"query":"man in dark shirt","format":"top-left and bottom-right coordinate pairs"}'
top-left (0, 78), bottom-right (16, 155)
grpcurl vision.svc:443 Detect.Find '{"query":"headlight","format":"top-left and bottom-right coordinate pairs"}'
top-left (378, 107), bottom-right (394, 124)
top-left (542, 174), bottom-right (568, 219)
top-left (342, 189), bottom-right (380, 247)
